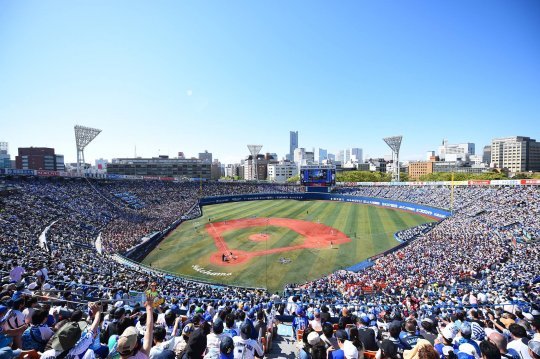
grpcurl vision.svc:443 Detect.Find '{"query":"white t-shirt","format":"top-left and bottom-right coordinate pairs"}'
top-left (507, 338), bottom-right (532, 359)
top-left (232, 337), bottom-right (263, 359)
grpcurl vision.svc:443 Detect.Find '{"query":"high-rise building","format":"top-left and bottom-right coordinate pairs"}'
top-left (198, 150), bottom-right (212, 163)
top-left (315, 148), bottom-right (328, 163)
top-left (491, 136), bottom-right (540, 173)
top-left (15, 147), bottom-right (64, 171)
top-left (289, 131), bottom-right (298, 161)
top-left (438, 140), bottom-right (475, 161)
top-left (349, 148), bottom-right (363, 163)
top-left (483, 146), bottom-right (491, 166)
top-left (0, 142), bottom-right (11, 169)
top-left (293, 148), bottom-right (305, 163)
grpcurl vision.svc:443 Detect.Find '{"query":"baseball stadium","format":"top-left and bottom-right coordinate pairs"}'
top-left (141, 197), bottom-right (439, 292)
top-left (1, 168), bottom-right (539, 358)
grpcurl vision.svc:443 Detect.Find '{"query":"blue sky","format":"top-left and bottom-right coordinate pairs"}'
top-left (1, 0), bottom-right (539, 164)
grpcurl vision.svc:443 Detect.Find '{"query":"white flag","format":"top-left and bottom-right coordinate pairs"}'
top-left (95, 233), bottom-right (103, 255)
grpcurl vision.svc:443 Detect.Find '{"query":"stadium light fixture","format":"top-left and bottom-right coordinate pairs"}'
top-left (383, 135), bottom-right (402, 182)
top-left (247, 145), bottom-right (263, 181)
top-left (74, 125), bottom-right (102, 175)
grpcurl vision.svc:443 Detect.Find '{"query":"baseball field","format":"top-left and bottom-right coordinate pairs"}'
top-left (142, 199), bottom-right (436, 292)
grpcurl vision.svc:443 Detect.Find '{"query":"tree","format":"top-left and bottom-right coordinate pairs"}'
top-left (287, 175), bottom-right (300, 183)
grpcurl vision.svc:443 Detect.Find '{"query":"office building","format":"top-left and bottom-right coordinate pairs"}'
top-left (438, 140), bottom-right (475, 161)
top-left (198, 150), bottom-right (212, 163)
top-left (267, 161), bottom-right (298, 182)
top-left (0, 142), bottom-right (11, 169)
top-left (15, 147), bottom-right (65, 171)
top-left (108, 156), bottom-right (211, 178)
top-left (491, 136), bottom-right (540, 173)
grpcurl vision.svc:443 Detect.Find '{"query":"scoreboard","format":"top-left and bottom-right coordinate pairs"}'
top-left (300, 165), bottom-right (336, 187)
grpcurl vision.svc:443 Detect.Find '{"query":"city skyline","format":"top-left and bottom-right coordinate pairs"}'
top-left (1, 1), bottom-right (539, 165)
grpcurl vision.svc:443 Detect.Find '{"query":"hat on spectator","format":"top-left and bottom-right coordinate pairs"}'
top-left (442, 326), bottom-right (456, 341)
top-left (388, 320), bottom-right (402, 331)
top-left (51, 321), bottom-right (88, 353)
top-left (0, 347), bottom-right (22, 359)
top-left (213, 318), bottom-right (224, 333)
top-left (460, 322), bottom-right (472, 337)
top-left (528, 340), bottom-right (540, 358)
top-left (240, 322), bottom-right (251, 338)
top-left (296, 307), bottom-right (304, 316)
top-left (219, 336), bottom-right (234, 359)
top-left (117, 326), bottom-right (139, 355)
top-left (457, 343), bottom-right (478, 359)
top-left (335, 330), bottom-right (348, 341)
top-left (307, 331), bottom-right (320, 346)
top-left (182, 323), bottom-right (195, 337)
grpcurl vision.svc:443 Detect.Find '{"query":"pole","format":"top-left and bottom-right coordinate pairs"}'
top-left (450, 172), bottom-right (455, 213)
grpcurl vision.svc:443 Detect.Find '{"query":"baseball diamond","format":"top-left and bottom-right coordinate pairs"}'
top-left (142, 199), bottom-right (436, 292)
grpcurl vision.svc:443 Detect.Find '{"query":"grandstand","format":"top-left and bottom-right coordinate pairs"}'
top-left (0, 172), bottom-right (539, 358)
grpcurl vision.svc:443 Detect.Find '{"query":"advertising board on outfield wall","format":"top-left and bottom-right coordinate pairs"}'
top-left (199, 193), bottom-right (452, 219)
top-left (1, 168), bottom-right (539, 186)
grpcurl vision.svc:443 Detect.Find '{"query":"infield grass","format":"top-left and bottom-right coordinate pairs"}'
top-left (142, 200), bottom-right (435, 292)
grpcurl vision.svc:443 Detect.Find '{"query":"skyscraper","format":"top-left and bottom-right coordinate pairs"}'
top-left (289, 131), bottom-right (298, 161)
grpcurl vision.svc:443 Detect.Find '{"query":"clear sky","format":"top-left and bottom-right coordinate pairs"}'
top-left (1, 0), bottom-right (539, 165)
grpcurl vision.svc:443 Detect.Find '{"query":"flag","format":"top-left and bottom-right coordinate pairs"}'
top-left (95, 233), bottom-right (103, 255)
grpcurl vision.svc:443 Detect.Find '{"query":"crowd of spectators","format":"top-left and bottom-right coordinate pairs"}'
top-left (1, 177), bottom-right (539, 358)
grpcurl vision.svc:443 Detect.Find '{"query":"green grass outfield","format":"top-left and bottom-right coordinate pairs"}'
top-left (142, 200), bottom-right (435, 292)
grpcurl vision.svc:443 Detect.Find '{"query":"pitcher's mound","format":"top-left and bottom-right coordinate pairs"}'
top-left (249, 233), bottom-right (271, 242)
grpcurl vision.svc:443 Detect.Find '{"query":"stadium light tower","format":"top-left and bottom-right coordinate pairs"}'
top-left (247, 145), bottom-right (263, 181)
top-left (383, 135), bottom-right (403, 182)
top-left (74, 125), bottom-right (102, 175)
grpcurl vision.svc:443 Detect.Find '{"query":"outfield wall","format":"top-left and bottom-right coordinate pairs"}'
top-left (199, 193), bottom-right (452, 219)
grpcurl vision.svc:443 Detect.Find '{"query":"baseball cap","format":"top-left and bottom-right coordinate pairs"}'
top-left (307, 331), bottom-right (320, 346)
top-left (117, 326), bottom-right (139, 355)
top-left (296, 307), bottom-right (304, 316)
top-left (0, 347), bottom-right (22, 359)
top-left (240, 322), bottom-right (251, 337)
top-left (220, 336), bottom-right (234, 359)
top-left (182, 323), bottom-right (195, 337)
top-left (335, 329), bottom-right (348, 341)
top-left (213, 318), bottom-right (224, 333)
top-left (528, 340), bottom-right (540, 358)
top-left (457, 343), bottom-right (478, 359)
top-left (460, 322), bottom-right (472, 337)
top-left (360, 315), bottom-right (370, 324)
top-left (388, 320), bottom-right (402, 331)
top-left (442, 326), bottom-right (456, 341)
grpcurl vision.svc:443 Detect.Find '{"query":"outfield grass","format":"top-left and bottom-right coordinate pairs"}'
top-left (142, 200), bottom-right (435, 292)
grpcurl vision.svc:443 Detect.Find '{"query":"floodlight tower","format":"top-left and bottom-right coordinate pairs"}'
top-left (74, 125), bottom-right (102, 175)
top-left (383, 136), bottom-right (403, 182)
top-left (247, 145), bottom-right (263, 181)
